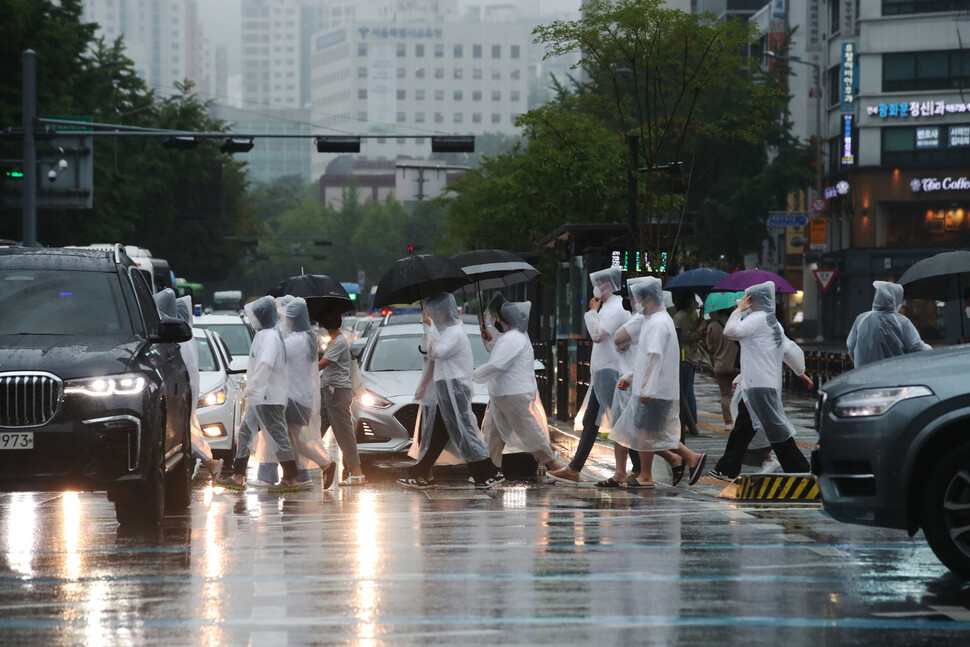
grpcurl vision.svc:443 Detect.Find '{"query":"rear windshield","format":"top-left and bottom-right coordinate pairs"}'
top-left (366, 332), bottom-right (489, 372)
top-left (196, 323), bottom-right (252, 357)
top-left (0, 269), bottom-right (131, 335)
top-left (195, 336), bottom-right (219, 372)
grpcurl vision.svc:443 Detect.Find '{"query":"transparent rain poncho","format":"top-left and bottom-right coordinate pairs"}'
top-left (410, 292), bottom-right (490, 464)
top-left (724, 280), bottom-right (800, 444)
top-left (175, 294), bottom-right (213, 463)
top-left (473, 301), bottom-right (550, 455)
top-left (480, 291), bottom-right (508, 352)
top-left (153, 288), bottom-right (178, 320)
top-left (243, 296), bottom-right (288, 406)
top-left (607, 278), bottom-right (651, 426)
top-left (578, 267), bottom-right (630, 428)
top-left (608, 277), bottom-right (681, 452)
top-left (255, 297), bottom-right (329, 469)
top-left (846, 281), bottom-right (931, 367)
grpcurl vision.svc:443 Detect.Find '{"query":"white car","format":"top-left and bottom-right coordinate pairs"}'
top-left (194, 328), bottom-right (245, 462)
top-left (350, 318), bottom-right (492, 454)
top-left (193, 312), bottom-right (253, 367)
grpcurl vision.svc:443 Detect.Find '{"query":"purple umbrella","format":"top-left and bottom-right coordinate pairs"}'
top-left (711, 269), bottom-right (796, 294)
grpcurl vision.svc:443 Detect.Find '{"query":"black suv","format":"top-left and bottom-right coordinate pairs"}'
top-left (0, 245), bottom-right (194, 525)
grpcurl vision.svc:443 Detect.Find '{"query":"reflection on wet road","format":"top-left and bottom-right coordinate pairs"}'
top-left (1, 466), bottom-right (970, 646)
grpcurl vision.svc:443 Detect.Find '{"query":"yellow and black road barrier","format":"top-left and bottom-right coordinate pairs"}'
top-left (717, 473), bottom-right (819, 501)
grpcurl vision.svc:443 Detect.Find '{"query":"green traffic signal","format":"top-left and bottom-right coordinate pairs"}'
top-left (3, 169), bottom-right (24, 179)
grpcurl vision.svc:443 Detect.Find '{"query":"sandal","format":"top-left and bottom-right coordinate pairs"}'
top-left (214, 475), bottom-right (245, 491)
top-left (688, 453), bottom-right (708, 486)
top-left (595, 477), bottom-right (624, 488)
top-left (671, 460), bottom-right (686, 486)
top-left (339, 474), bottom-right (366, 487)
top-left (625, 478), bottom-right (655, 489)
top-left (321, 462), bottom-right (337, 490)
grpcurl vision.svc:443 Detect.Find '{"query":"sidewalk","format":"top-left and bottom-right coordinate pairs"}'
top-left (547, 371), bottom-right (818, 485)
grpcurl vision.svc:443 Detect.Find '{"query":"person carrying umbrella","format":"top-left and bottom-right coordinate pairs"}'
top-left (474, 300), bottom-right (565, 475)
top-left (704, 293), bottom-right (741, 430)
top-left (398, 292), bottom-right (504, 489)
top-left (708, 281), bottom-right (814, 481)
top-left (846, 281), bottom-right (931, 367)
top-left (318, 310), bottom-right (366, 486)
top-left (549, 267), bottom-right (630, 484)
top-left (673, 291), bottom-right (706, 438)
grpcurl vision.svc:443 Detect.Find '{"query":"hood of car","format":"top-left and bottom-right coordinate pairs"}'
top-left (0, 334), bottom-right (141, 380)
top-left (361, 369), bottom-right (488, 400)
top-left (198, 370), bottom-right (226, 396)
top-left (822, 344), bottom-right (970, 399)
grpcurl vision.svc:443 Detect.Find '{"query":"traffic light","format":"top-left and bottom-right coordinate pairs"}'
top-left (314, 239), bottom-right (333, 246)
top-left (163, 136), bottom-right (199, 150)
top-left (316, 136), bottom-right (361, 153)
top-left (431, 136), bottom-right (474, 153)
top-left (220, 137), bottom-right (254, 154)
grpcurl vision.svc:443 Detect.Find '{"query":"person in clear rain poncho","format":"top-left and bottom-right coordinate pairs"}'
top-left (708, 281), bottom-right (814, 481)
top-left (254, 298), bottom-right (338, 489)
top-left (474, 300), bottom-right (564, 475)
top-left (215, 296), bottom-right (300, 493)
top-left (154, 290), bottom-right (223, 479)
top-left (398, 292), bottom-right (504, 490)
top-left (846, 281), bottom-right (931, 367)
top-left (549, 266), bottom-right (630, 484)
top-left (605, 278), bottom-right (707, 488)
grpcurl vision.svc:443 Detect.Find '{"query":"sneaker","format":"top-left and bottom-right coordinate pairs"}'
top-left (397, 476), bottom-right (435, 489)
top-left (475, 472), bottom-right (506, 490)
top-left (708, 469), bottom-right (736, 482)
top-left (214, 475), bottom-right (245, 491)
top-left (267, 481), bottom-right (301, 493)
top-left (759, 457), bottom-right (781, 474)
top-left (295, 479), bottom-right (315, 491)
top-left (247, 479), bottom-right (275, 489)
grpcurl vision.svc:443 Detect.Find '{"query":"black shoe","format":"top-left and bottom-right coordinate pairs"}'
top-left (475, 472), bottom-right (506, 489)
top-left (708, 469), bottom-right (735, 482)
top-left (397, 476), bottom-right (435, 490)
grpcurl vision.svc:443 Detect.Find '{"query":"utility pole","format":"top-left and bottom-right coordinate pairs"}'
top-left (22, 49), bottom-right (37, 247)
top-left (627, 134), bottom-right (638, 250)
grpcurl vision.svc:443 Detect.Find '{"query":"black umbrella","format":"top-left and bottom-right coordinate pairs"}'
top-left (451, 249), bottom-right (539, 291)
top-left (663, 267), bottom-right (728, 293)
top-left (899, 250), bottom-right (970, 335)
top-left (373, 254), bottom-right (472, 309)
top-left (266, 274), bottom-right (354, 321)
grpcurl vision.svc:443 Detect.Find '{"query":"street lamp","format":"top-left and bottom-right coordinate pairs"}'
top-left (766, 51), bottom-right (823, 201)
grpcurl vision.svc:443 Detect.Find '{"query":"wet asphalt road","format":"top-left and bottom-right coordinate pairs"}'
top-left (1, 374), bottom-right (970, 646)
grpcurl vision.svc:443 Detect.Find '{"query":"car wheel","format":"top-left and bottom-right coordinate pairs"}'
top-left (164, 424), bottom-right (193, 512)
top-left (114, 439), bottom-right (165, 526)
top-left (922, 440), bottom-right (970, 578)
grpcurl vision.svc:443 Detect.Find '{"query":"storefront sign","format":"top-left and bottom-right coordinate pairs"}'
top-left (806, 0), bottom-right (822, 51)
top-left (841, 114), bottom-right (855, 165)
top-left (841, 0), bottom-right (856, 36)
top-left (866, 100), bottom-right (970, 118)
top-left (810, 217), bottom-right (827, 251)
top-left (916, 126), bottom-right (941, 149)
top-left (841, 42), bottom-right (857, 113)
top-left (358, 26), bottom-right (442, 40)
top-left (910, 176), bottom-right (970, 193)
top-left (950, 125), bottom-right (970, 147)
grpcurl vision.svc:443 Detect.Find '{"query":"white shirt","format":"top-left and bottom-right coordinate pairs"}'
top-left (632, 310), bottom-right (680, 401)
top-left (473, 328), bottom-right (537, 396)
top-left (245, 328), bottom-right (288, 405)
top-left (427, 322), bottom-right (473, 383)
top-left (585, 296), bottom-right (630, 374)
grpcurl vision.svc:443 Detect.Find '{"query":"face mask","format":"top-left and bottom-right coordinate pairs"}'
top-left (965, 306), bottom-right (970, 319)
top-left (592, 286), bottom-right (602, 299)
top-left (634, 301), bottom-right (644, 315)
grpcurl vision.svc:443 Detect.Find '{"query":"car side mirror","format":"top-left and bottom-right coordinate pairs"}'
top-left (228, 356), bottom-right (248, 374)
top-left (153, 318), bottom-right (192, 343)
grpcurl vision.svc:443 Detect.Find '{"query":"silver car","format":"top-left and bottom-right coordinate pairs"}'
top-left (350, 319), bottom-right (491, 454)
top-left (194, 328), bottom-right (245, 462)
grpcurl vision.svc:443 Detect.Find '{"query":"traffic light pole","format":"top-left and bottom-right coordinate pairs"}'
top-left (22, 50), bottom-right (37, 247)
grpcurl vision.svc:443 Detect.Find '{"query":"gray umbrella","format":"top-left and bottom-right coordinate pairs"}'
top-left (898, 250), bottom-right (970, 335)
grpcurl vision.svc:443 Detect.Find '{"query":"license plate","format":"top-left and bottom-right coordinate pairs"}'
top-left (0, 432), bottom-right (33, 450)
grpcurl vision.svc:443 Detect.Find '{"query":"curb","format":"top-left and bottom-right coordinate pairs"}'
top-left (716, 473), bottom-right (819, 501)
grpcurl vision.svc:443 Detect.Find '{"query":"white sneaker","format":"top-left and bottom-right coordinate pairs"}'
top-left (295, 479), bottom-right (315, 490)
top-left (760, 457), bottom-right (781, 473)
top-left (248, 480), bottom-right (275, 489)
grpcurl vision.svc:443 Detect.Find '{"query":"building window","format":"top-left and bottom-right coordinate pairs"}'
top-left (434, 43), bottom-right (444, 58)
top-left (881, 124), bottom-right (970, 165)
top-left (397, 67), bottom-right (405, 78)
top-left (416, 112), bottom-right (425, 123)
top-left (491, 113), bottom-right (501, 124)
top-left (492, 45), bottom-right (501, 59)
top-left (358, 67), bottom-right (367, 78)
top-left (510, 90), bottom-right (520, 102)
top-left (473, 44), bottom-right (482, 59)
top-left (358, 89), bottom-right (367, 99)
top-left (434, 112), bottom-right (444, 123)
top-left (416, 44), bottom-right (425, 58)
top-left (454, 113), bottom-right (463, 123)
top-left (491, 90), bottom-right (501, 101)
top-left (415, 67), bottom-right (425, 79)
top-left (491, 69), bottom-right (501, 80)
top-left (358, 111), bottom-right (367, 121)
top-left (511, 45), bottom-right (520, 59)
top-left (435, 68), bottom-right (444, 79)
top-left (397, 111), bottom-right (406, 123)
top-left (473, 90), bottom-right (482, 101)
top-left (454, 90), bottom-right (463, 101)
top-left (435, 90), bottom-right (444, 101)
top-left (454, 68), bottom-right (463, 79)
top-left (472, 113), bottom-right (482, 123)
top-left (454, 44), bottom-right (463, 58)
top-left (416, 89), bottom-right (425, 100)
top-left (882, 0), bottom-right (967, 15)
top-left (397, 90), bottom-right (406, 100)
top-left (511, 69), bottom-right (521, 80)
top-left (883, 50), bottom-right (970, 92)
top-left (397, 43), bottom-right (406, 57)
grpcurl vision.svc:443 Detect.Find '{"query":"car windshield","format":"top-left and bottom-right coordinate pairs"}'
top-left (198, 323), bottom-right (251, 356)
top-left (195, 336), bottom-right (219, 372)
top-left (367, 332), bottom-right (489, 372)
top-left (0, 269), bottom-right (131, 335)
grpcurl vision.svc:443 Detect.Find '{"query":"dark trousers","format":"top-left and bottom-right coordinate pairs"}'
top-left (680, 361), bottom-right (698, 435)
top-left (569, 387), bottom-right (641, 473)
top-left (411, 408), bottom-right (498, 484)
top-left (713, 399), bottom-right (810, 478)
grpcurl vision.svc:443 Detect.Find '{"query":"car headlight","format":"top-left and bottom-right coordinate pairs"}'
top-left (358, 390), bottom-right (393, 409)
top-left (64, 374), bottom-right (148, 397)
top-left (198, 387), bottom-right (227, 408)
top-left (832, 386), bottom-right (933, 418)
